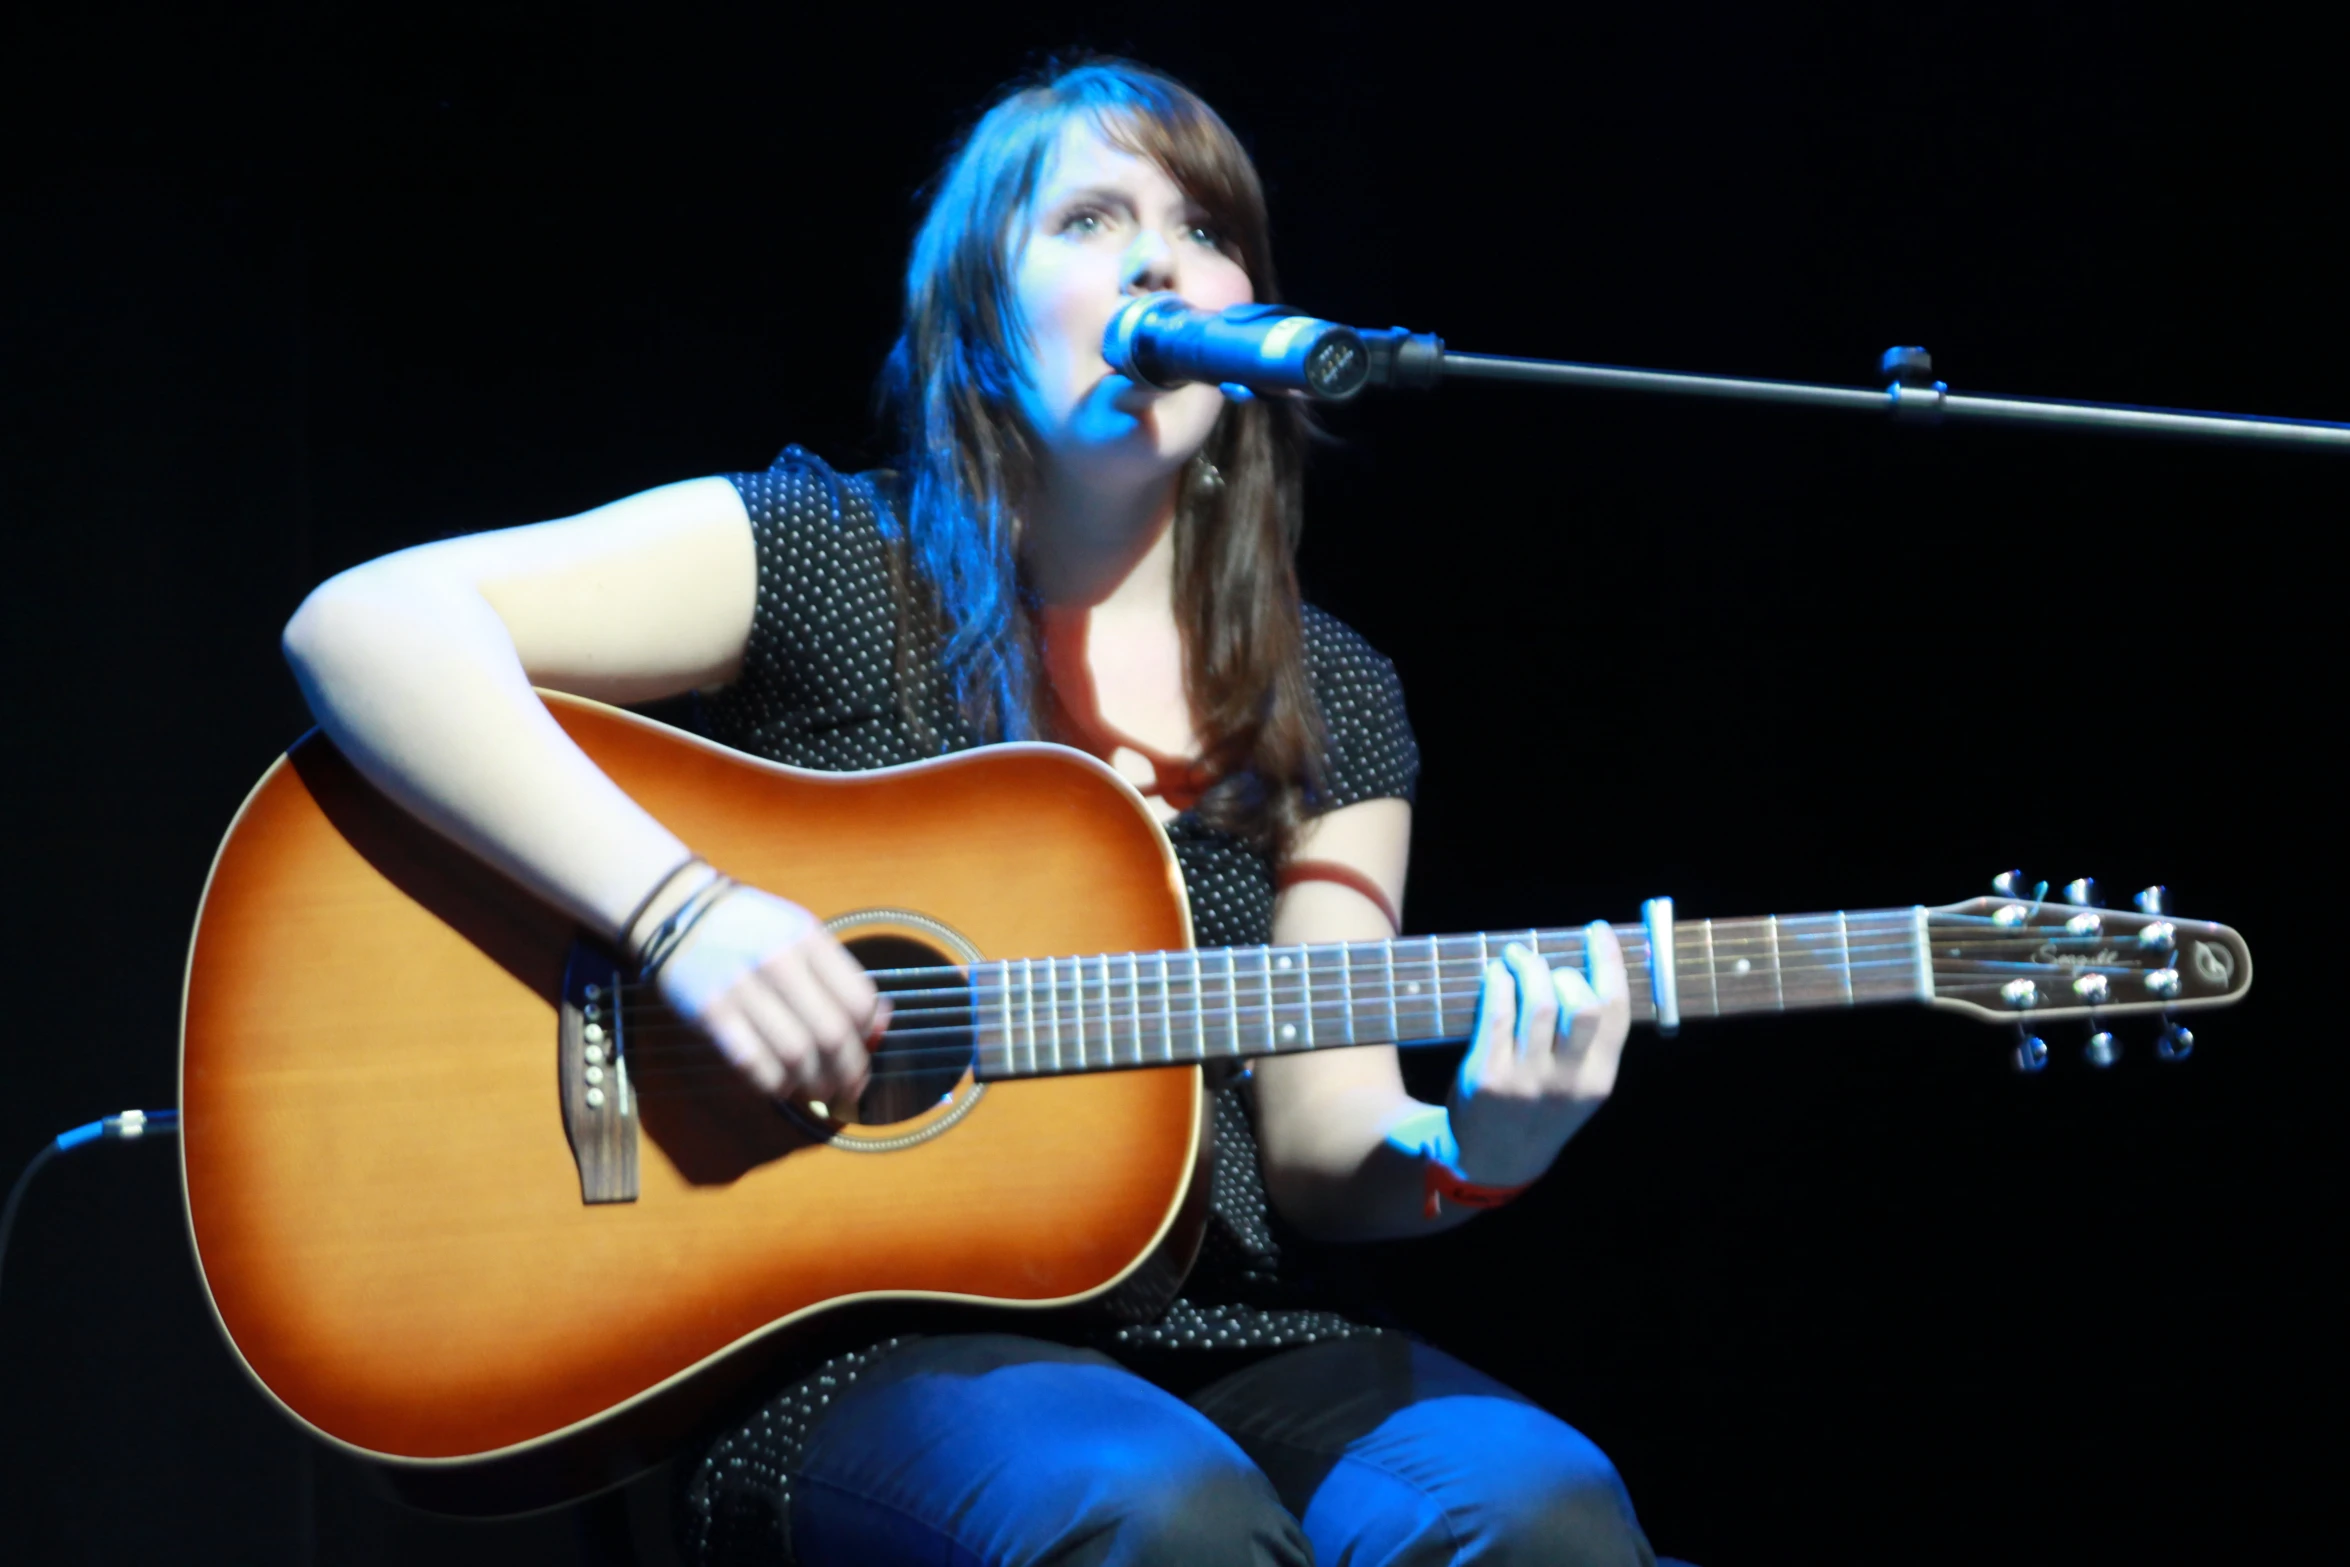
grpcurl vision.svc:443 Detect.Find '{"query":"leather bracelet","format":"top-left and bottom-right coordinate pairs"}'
top-left (634, 872), bottom-right (737, 984)
top-left (620, 855), bottom-right (712, 956)
top-left (1421, 1162), bottom-right (1530, 1220)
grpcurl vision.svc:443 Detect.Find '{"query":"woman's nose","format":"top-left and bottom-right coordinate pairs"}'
top-left (1121, 229), bottom-right (1176, 295)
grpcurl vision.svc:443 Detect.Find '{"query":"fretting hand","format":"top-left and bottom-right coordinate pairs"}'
top-left (1442, 923), bottom-right (1632, 1188)
top-left (652, 886), bottom-right (886, 1105)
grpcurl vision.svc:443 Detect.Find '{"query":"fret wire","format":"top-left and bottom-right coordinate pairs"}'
top-left (1127, 951), bottom-right (1142, 1068)
top-left (1191, 949), bottom-right (1206, 1062)
top-left (1021, 958), bottom-right (1036, 1077)
top-left (1259, 945), bottom-right (1278, 1054)
top-left (1426, 934), bottom-right (1448, 1039)
top-left (1231, 949), bottom-right (1250, 1061)
top-left (1099, 953), bottom-right (1111, 1069)
top-left (1299, 944), bottom-right (1316, 1051)
top-left (1382, 940), bottom-right (1399, 1045)
top-left (1702, 919), bottom-right (1720, 1017)
top-left (1156, 950), bottom-right (1173, 1064)
top-left (1102, 952), bottom-right (1117, 1068)
top-left (1338, 941), bottom-right (1356, 1045)
top-left (1047, 956), bottom-right (1062, 1070)
top-left (1098, 952), bottom-right (1113, 1068)
top-left (1472, 931), bottom-right (1491, 1039)
top-left (1091, 954), bottom-right (1106, 1068)
top-left (1836, 912), bottom-right (1854, 1006)
top-left (1768, 915), bottom-right (1785, 1011)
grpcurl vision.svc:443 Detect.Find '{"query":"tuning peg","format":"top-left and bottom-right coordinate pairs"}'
top-left (2062, 878), bottom-right (2100, 907)
top-left (2133, 885), bottom-right (2171, 916)
top-left (2156, 1023), bottom-right (2195, 1062)
top-left (2083, 1029), bottom-right (2119, 1069)
top-left (2011, 1030), bottom-right (2049, 1073)
top-left (1991, 871), bottom-right (2050, 905)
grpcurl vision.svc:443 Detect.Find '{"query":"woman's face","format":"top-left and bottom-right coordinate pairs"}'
top-left (1010, 118), bottom-right (1254, 494)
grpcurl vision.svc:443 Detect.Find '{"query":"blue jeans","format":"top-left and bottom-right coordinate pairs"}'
top-left (774, 1333), bottom-right (1656, 1566)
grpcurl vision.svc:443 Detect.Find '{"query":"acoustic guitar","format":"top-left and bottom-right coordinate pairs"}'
top-left (178, 693), bottom-right (2253, 1512)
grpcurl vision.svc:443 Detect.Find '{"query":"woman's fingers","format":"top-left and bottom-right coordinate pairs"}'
top-left (654, 886), bottom-right (879, 1102)
top-left (1461, 956), bottom-right (1517, 1088)
top-left (1502, 943), bottom-right (1557, 1058)
top-left (808, 935), bottom-right (883, 1027)
top-left (1550, 962), bottom-right (1600, 1053)
top-left (703, 1007), bottom-right (788, 1097)
top-left (1570, 920), bottom-right (1633, 1093)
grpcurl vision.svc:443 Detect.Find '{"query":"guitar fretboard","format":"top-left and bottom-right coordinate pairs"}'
top-left (968, 909), bottom-right (1931, 1079)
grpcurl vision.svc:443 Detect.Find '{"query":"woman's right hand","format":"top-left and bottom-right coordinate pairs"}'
top-left (651, 886), bottom-right (885, 1104)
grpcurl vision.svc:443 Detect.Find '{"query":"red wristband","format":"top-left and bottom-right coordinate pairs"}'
top-left (1422, 1162), bottom-right (1530, 1220)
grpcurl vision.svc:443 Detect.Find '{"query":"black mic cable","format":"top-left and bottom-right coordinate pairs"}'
top-left (0, 1109), bottom-right (180, 1305)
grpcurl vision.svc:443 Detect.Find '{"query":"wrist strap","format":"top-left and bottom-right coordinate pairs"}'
top-left (1421, 1162), bottom-right (1530, 1220)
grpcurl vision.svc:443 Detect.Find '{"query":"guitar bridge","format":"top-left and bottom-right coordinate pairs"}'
top-left (559, 941), bottom-right (638, 1203)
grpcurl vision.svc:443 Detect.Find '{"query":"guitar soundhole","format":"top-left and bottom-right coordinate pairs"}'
top-left (839, 932), bottom-right (975, 1128)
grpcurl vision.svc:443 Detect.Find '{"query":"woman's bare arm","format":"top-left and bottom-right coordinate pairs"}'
top-left (1252, 797), bottom-right (1630, 1242)
top-left (281, 475), bottom-right (758, 944)
top-left (281, 477), bottom-right (885, 1100)
top-left (1250, 798), bottom-right (1443, 1241)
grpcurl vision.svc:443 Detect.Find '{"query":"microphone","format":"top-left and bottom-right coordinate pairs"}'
top-left (1102, 293), bottom-right (1443, 402)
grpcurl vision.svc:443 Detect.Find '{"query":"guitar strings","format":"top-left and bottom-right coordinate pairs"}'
top-left (569, 912), bottom-right (2173, 1095)
top-left (604, 964), bottom-right (2155, 1096)
top-left (664, 933), bottom-right (2145, 1015)
top-left (600, 910), bottom-right (2156, 1001)
top-left (601, 955), bottom-right (2040, 1083)
top-left (606, 931), bottom-right (2139, 1040)
top-left (609, 969), bottom-right (2115, 1098)
top-left (606, 942), bottom-right (2137, 1052)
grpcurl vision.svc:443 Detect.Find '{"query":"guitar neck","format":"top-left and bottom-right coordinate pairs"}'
top-left (968, 908), bottom-right (1930, 1080)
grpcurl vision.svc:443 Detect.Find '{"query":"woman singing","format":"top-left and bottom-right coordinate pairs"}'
top-left (284, 57), bottom-right (1658, 1567)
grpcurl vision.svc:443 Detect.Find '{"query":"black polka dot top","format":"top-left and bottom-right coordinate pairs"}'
top-left (702, 448), bottom-right (1419, 1351)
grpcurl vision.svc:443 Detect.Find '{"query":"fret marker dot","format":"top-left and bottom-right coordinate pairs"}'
top-left (1279, 1024), bottom-right (1296, 1042)
top-left (1733, 958), bottom-right (1752, 974)
top-left (1405, 982), bottom-right (1421, 994)
top-left (1276, 955), bottom-right (1292, 970)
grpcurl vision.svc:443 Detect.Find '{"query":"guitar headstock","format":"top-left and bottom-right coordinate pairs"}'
top-left (1926, 875), bottom-right (2251, 1070)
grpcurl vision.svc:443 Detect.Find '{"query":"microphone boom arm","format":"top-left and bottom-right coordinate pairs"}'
top-left (1364, 328), bottom-right (2350, 451)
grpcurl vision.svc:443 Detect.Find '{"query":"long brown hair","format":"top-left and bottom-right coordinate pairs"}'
top-left (882, 58), bottom-right (1324, 854)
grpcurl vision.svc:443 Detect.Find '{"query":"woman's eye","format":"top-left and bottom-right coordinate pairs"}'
top-left (1185, 224), bottom-right (1223, 249)
top-left (1061, 208), bottom-right (1107, 235)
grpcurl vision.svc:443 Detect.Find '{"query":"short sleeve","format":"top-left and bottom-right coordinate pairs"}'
top-left (1301, 605), bottom-right (1419, 812)
top-left (700, 447), bottom-right (969, 771)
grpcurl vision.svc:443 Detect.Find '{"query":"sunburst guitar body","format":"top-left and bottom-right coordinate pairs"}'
top-left (182, 696), bottom-right (1209, 1513)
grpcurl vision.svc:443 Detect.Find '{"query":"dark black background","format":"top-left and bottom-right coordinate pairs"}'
top-left (2, 3), bottom-right (2338, 1562)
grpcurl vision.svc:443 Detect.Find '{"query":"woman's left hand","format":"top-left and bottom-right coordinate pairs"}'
top-left (1443, 922), bottom-right (1632, 1188)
